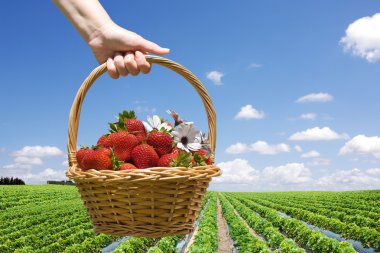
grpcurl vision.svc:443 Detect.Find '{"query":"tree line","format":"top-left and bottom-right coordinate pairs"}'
top-left (0, 177), bottom-right (25, 185)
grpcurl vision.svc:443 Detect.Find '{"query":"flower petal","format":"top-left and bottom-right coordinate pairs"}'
top-left (187, 142), bottom-right (202, 151)
top-left (143, 121), bottom-right (153, 133)
top-left (152, 115), bottom-right (161, 128)
top-left (147, 116), bottom-right (154, 127)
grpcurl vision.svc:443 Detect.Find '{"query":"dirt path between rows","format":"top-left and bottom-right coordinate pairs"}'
top-left (229, 200), bottom-right (266, 242)
top-left (217, 198), bottom-right (233, 253)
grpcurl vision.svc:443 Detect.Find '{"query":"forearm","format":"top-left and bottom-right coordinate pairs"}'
top-left (51, 0), bottom-right (113, 42)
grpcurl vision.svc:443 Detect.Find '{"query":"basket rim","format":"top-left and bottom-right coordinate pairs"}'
top-left (66, 164), bottom-right (221, 182)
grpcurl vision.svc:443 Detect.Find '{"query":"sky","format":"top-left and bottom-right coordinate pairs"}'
top-left (0, 1), bottom-right (380, 191)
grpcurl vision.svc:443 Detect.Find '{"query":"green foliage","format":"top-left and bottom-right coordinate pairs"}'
top-left (188, 194), bottom-right (218, 253)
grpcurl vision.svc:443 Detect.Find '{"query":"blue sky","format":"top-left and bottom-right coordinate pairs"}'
top-left (1, 1), bottom-right (380, 190)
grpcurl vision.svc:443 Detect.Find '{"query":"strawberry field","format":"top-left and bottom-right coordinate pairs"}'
top-left (0, 185), bottom-right (379, 253)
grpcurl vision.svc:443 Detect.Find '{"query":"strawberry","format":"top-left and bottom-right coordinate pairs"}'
top-left (82, 148), bottom-right (113, 170)
top-left (125, 119), bottom-right (147, 142)
top-left (157, 153), bottom-right (178, 167)
top-left (147, 132), bottom-right (173, 156)
top-left (131, 144), bottom-right (159, 169)
top-left (109, 110), bottom-right (147, 142)
top-left (192, 149), bottom-right (213, 165)
top-left (104, 132), bottom-right (138, 162)
top-left (120, 163), bottom-right (137, 170)
top-left (76, 147), bottom-right (92, 170)
top-left (97, 134), bottom-right (108, 147)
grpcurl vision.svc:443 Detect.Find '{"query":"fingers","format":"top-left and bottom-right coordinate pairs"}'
top-left (106, 58), bottom-right (119, 79)
top-left (135, 51), bottom-right (151, 74)
top-left (135, 36), bottom-right (170, 55)
top-left (114, 53), bottom-right (128, 77)
top-left (106, 51), bottom-right (151, 78)
top-left (124, 52), bottom-right (139, 76)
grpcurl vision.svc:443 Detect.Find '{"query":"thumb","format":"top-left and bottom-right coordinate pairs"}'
top-left (135, 36), bottom-right (170, 55)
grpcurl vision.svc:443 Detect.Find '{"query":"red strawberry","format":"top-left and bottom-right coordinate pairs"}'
top-left (120, 163), bottom-right (137, 170)
top-left (147, 132), bottom-right (173, 156)
top-left (97, 134), bottom-right (108, 147)
top-left (125, 119), bottom-right (147, 143)
top-left (131, 144), bottom-right (159, 169)
top-left (82, 148), bottom-right (113, 170)
top-left (104, 132), bottom-right (139, 161)
top-left (157, 153), bottom-right (178, 167)
top-left (76, 147), bottom-right (92, 170)
top-left (193, 149), bottom-right (213, 165)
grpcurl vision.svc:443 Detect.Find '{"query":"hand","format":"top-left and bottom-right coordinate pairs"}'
top-left (88, 22), bottom-right (170, 79)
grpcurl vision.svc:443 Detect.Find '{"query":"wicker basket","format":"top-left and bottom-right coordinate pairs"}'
top-left (66, 55), bottom-right (221, 237)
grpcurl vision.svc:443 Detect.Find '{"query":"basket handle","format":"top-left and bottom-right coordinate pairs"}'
top-left (67, 55), bottom-right (217, 166)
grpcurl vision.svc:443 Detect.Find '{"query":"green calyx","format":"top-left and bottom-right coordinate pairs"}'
top-left (110, 149), bottom-right (123, 171)
top-left (109, 110), bottom-right (136, 133)
top-left (193, 152), bottom-right (208, 166)
top-left (170, 152), bottom-right (193, 168)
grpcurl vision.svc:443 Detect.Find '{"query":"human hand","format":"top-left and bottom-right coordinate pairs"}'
top-left (88, 22), bottom-right (170, 79)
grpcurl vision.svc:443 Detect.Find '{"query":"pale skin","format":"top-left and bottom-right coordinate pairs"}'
top-left (52, 0), bottom-right (170, 79)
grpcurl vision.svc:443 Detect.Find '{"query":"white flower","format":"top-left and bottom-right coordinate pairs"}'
top-left (143, 115), bottom-right (172, 132)
top-left (172, 123), bottom-right (201, 152)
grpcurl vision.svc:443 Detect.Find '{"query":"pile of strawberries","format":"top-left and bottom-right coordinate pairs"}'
top-left (76, 110), bottom-right (213, 171)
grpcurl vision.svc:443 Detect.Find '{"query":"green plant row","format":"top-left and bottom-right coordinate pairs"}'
top-left (0, 185), bottom-right (79, 211)
top-left (228, 194), bottom-right (356, 253)
top-left (111, 192), bottom-right (212, 253)
top-left (111, 237), bottom-right (156, 253)
top-left (147, 235), bottom-right (184, 253)
top-left (218, 194), bottom-right (271, 253)
top-left (188, 193), bottom-right (218, 253)
top-left (260, 195), bottom-right (380, 223)
top-left (224, 194), bottom-right (305, 252)
top-left (243, 195), bottom-right (380, 249)
top-left (248, 191), bottom-right (380, 215)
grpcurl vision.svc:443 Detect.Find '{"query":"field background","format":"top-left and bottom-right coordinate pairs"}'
top-left (1, 185), bottom-right (379, 253)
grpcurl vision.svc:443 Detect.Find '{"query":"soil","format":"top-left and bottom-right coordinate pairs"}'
top-left (217, 198), bottom-right (233, 253)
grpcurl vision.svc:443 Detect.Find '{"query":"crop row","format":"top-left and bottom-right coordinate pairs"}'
top-left (255, 191), bottom-right (380, 214)
top-left (228, 194), bottom-right (356, 253)
top-left (252, 195), bottom-right (380, 230)
top-left (188, 193), bottom-right (218, 253)
top-left (242, 195), bottom-right (380, 249)
top-left (218, 194), bottom-right (271, 252)
top-left (224, 194), bottom-right (305, 252)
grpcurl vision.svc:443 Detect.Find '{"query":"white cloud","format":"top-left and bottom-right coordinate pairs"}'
top-left (62, 160), bottom-right (69, 166)
top-left (307, 158), bottom-right (330, 166)
top-left (206, 71), bottom-right (224, 85)
top-left (226, 141), bottom-right (290, 155)
top-left (339, 135), bottom-right (380, 158)
top-left (317, 168), bottom-right (380, 190)
top-left (263, 163), bottom-right (312, 185)
top-left (366, 168), bottom-right (380, 176)
top-left (289, 127), bottom-right (349, 141)
top-left (235, 105), bottom-right (265, 120)
top-left (296, 93), bottom-right (333, 103)
top-left (13, 146), bottom-right (63, 157)
top-left (2, 164), bottom-right (32, 170)
top-left (367, 168), bottom-right (380, 175)
top-left (214, 159), bottom-right (260, 184)
top-left (135, 106), bottom-right (156, 114)
top-left (211, 158), bottom-right (379, 191)
top-left (340, 13), bottom-right (380, 62)
top-left (225, 143), bottom-right (249, 154)
top-left (300, 113), bottom-right (317, 120)
top-left (294, 145), bottom-right (303, 152)
top-left (0, 148), bottom-right (6, 153)
top-left (250, 141), bottom-right (290, 155)
top-left (248, 63), bottom-right (262, 69)
top-left (0, 164), bottom-right (67, 184)
top-left (14, 156), bottom-right (43, 165)
top-left (301, 150), bottom-right (320, 158)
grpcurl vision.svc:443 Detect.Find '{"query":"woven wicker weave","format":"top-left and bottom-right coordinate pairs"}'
top-left (66, 56), bottom-right (221, 237)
